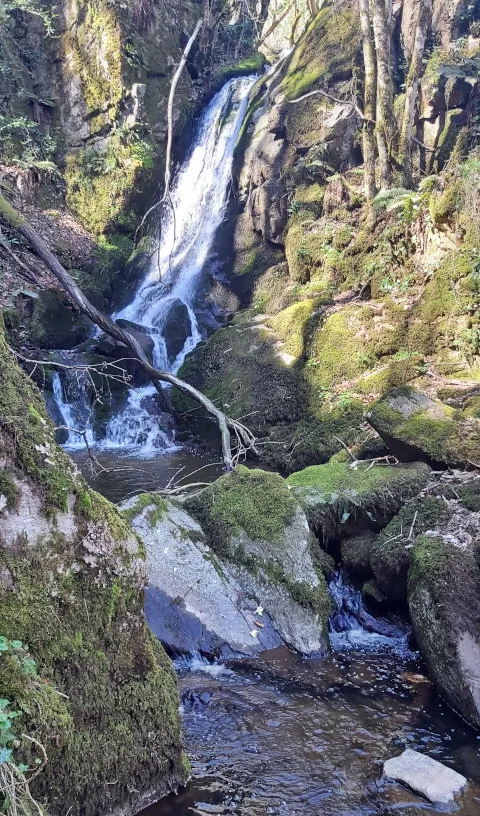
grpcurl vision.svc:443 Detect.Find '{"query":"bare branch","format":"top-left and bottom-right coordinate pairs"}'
top-left (288, 89), bottom-right (374, 123)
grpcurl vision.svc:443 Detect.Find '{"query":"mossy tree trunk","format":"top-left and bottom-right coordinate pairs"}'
top-left (398, 0), bottom-right (432, 186)
top-left (359, 0), bottom-right (377, 200)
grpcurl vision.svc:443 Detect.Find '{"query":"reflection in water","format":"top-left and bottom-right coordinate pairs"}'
top-left (141, 649), bottom-right (480, 816)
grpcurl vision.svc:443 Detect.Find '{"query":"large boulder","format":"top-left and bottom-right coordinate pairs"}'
top-left (366, 387), bottom-right (480, 468)
top-left (124, 468), bottom-right (331, 657)
top-left (408, 531), bottom-right (480, 729)
top-left (0, 328), bottom-right (187, 816)
top-left (286, 460), bottom-right (431, 543)
top-left (162, 299), bottom-right (192, 366)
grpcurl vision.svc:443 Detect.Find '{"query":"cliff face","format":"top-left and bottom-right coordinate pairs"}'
top-left (0, 318), bottom-right (188, 815)
top-left (176, 0), bottom-right (480, 473)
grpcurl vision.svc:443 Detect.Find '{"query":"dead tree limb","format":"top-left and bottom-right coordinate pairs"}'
top-left (288, 89), bottom-right (374, 123)
top-left (0, 193), bottom-right (257, 471)
top-left (137, 18), bottom-right (203, 236)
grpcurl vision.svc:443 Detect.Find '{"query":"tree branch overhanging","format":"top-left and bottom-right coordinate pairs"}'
top-left (0, 192), bottom-right (257, 471)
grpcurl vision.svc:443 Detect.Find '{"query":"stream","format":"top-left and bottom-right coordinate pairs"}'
top-left (47, 77), bottom-right (480, 815)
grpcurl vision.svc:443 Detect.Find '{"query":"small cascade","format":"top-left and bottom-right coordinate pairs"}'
top-left (51, 371), bottom-right (94, 449)
top-left (328, 571), bottom-right (412, 654)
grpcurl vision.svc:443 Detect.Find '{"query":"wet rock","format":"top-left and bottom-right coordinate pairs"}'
top-left (93, 326), bottom-right (154, 387)
top-left (366, 387), bottom-right (480, 468)
top-left (408, 533), bottom-right (480, 729)
top-left (340, 533), bottom-right (375, 579)
top-left (162, 299), bottom-right (192, 365)
top-left (383, 748), bottom-right (467, 804)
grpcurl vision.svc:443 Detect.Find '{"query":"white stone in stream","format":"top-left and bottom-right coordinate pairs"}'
top-left (383, 749), bottom-right (467, 805)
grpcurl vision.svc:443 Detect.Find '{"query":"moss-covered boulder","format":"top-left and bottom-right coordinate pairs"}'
top-left (369, 496), bottom-right (451, 603)
top-left (0, 326), bottom-right (187, 815)
top-left (181, 466), bottom-right (331, 654)
top-left (366, 386), bottom-right (480, 468)
top-left (286, 460), bottom-right (431, 543)
top-left (408, 534), bottom-right (480, 729)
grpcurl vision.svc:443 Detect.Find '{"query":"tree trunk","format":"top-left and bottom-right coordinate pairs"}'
top-left (359, 0), bottom-right (377, 200)
top-left (0, 194), bottom-right (256, 471)
top-left (372, 0), bottom-right (396, 187)
top-left (398, 0), bottom-right (432, 186)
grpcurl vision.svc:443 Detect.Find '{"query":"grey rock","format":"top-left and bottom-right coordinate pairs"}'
top-left (121, 496), bottom-right (328, 657)
top-left (162, 299), bottom-right (192, 365)
top-left (383, 749), bottom-right (467, 805)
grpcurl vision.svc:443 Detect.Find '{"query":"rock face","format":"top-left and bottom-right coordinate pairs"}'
top-left (383, 749), bottom-right (467, 805)
top-left (366, 387), bottom-right (480, 468)
top-left (0, 327), bottom-right (187, 816)
top-left (124, 468), bottom-right (331, 657)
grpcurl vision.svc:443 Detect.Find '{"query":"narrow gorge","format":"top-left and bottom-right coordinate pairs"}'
top-left (1, 0), bottom-right (480, 814)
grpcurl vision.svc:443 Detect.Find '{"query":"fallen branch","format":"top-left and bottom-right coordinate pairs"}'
top-left (0, 193), bottom-right (257, 470)
top-left (288, 89), bottom-right (374, 123)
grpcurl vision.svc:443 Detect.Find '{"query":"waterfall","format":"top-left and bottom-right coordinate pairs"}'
top-left (52, 75), bottom-right (257, 455)
top-left (52, 372), bottom-right (94, 449)
top-left (328, 571), bottom-right (412, 654)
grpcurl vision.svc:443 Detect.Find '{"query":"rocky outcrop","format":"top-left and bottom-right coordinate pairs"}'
top-left (286, 460), bottom-right (431, 543)
top-left (0, 324), bottom-right (187, 815)
top-left (366, 387), bottom-right (480, 468)
top-left (124, 467), bottom-right (331, 657)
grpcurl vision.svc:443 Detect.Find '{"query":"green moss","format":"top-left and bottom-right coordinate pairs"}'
top-left (215, 52), bottom-right (265, 83)
top-left (458, 480), bottom-right (480, 511)
top-left (62, 0), bottom-right (123, 119)
top-left (370, 497), bottom-right (451, 602)
top-left (280, 3), bottom-right (360, 101)
top-left (367, 387), bottom-right (480, 467)
top-left (121, 492), bottom-right (168, 528)
top-left (287, 460), bottom-right (431, 541)
top-left (0, 468), bottom-right (20, 510)
top-left (186, 466), bottom-right (297, 557)
top-left (65, 131), bottom-right (155, 235)
top-left (269, 298), bottom-right (317, 360)
top-left (0, 535), bottom-right (186, 815)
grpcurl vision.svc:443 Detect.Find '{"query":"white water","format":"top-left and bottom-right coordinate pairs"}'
top-left (52, 372), bottom-right (94, 449)
top-left (53, 75), bottom-right (256, 454)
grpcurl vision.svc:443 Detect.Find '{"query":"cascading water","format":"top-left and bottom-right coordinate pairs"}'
top-left (103, 74), bottom-right (257, 454)
top-left (51, 368), bottom-right (94, 449)
top-left (328, 570), bottom-right (412, 654)
top-left (52, 75), bottom-right (256, 454)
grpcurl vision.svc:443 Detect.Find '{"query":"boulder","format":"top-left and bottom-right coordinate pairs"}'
top-left (383, 749), bottom-right (467, 805)
top-left (123, 468), bottom-right (331, 657)
top-left (340, 533), bottom-right (375, 579)
top-left (286, 460), bottom-right (431, 543)
top-left (369, 496), bottom-right (451, 603)
top-left (366, 386), bottom-right (480, 468)
top-left (408, 531), bottom-right (480, 729)
top-left (162, 299), bottom-right (192, 365)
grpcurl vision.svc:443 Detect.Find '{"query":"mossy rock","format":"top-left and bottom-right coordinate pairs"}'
top-left (172, 314), bottom-right (308, 437)
top-left (369, 496), bottom-right (451, 603)
top-left (408, 534), bottom-right (480, 729)
top-left (0, 320), bottom-right (187, 814)
top-left (185, 466), bottom-right (331, 636)
top-left (366, 386), bottom-right (480, 468)
top-left (287, 459), bottom-right (431, 543)
top-left (340, 533), bottom-right (375, 578)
